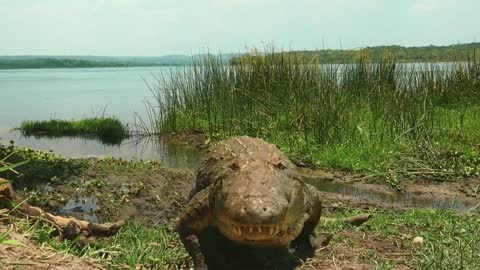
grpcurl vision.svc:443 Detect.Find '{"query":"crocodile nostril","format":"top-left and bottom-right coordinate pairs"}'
top-left (263, 207), bottom-right (268, 212)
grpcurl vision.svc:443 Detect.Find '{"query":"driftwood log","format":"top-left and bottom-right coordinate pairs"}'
top-left (0, 179), bottom-right (124, 240)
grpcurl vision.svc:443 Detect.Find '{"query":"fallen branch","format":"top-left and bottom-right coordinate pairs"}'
top-left (0, 180), bottom-right (124, 240)
top-left (321, 213), bottom-right (371, 226)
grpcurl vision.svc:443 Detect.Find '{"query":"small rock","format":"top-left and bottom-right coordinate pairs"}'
top-left (413, 236), bottom-right (424, 245)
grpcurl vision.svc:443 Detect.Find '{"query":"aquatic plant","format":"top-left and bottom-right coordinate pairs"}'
top-left (0, 143), bottom-right (86, 187)
top-left (15, 117), bottom-right (130, 145)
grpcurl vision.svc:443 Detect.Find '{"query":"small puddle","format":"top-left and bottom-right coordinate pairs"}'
top-left (59, 196), bottom-right (100, 223)
top-left (303, 177), bottom-right (479, 213)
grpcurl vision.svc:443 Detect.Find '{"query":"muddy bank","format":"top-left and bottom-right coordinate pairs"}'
top-left (19, 157), bottom-right (480, 229)
top-left (21, 158), bottom-right (195, 226)
top-left (6, 147), bottom-right (478, 270)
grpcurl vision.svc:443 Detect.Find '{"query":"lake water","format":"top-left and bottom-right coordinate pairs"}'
top-left (0, 67), bottom-right (202, 169)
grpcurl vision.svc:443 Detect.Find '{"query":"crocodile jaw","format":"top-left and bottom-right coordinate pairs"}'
top-left (216, 216), bottom-right (305, 247)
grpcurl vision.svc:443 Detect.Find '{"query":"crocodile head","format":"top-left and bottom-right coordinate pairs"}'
top-left (212, 161), bottom-right (308, 247)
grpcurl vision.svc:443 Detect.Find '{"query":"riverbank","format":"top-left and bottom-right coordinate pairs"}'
top-left (1, 146), bottom-right (479, 269)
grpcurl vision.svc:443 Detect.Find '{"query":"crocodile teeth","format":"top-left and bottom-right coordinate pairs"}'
top-left (231, 224), bottom-right (282, 237)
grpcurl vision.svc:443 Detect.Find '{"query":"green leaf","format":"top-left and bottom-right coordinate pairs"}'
top-left (0, 160), bottom-right (30, 172)
top-left (0, 239), bottom-right (27, 247)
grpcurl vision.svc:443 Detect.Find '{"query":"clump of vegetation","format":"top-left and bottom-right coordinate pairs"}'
top-left (16, 117), bottom-right (130, 145)
top-left (0, 142), bottom-right (86, 187)
top-left (146, 49), bottom-right (480, 185)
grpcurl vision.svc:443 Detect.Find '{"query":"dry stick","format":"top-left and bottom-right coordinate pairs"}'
top-left (332, 254), bottom-right (339, 270)
top-left (468, 202), bottom-right (480, 213)
top-left (0, 181), bottom-right (124, 240)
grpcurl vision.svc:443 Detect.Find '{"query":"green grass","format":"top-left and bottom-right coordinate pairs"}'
top-left (16, 117), bottom-right (130, 145)
top-left (12, 208), bottom-right (479, 269)
top-left (319, 209), bottom-right (480, 270)
top-left (368, 210), bottom-right (480, 270)
top-left (145, 50), bottom-right (480, 184)
top-left (97, 222), bottom-right (188, 269)
top-left (13, 218), bottom-right (188, 270)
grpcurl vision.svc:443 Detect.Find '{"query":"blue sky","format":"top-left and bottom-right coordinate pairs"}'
top-left (0, 0), bottom-right (478, 56)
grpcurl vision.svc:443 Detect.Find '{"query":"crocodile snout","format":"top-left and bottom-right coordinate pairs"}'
top-left (228, 195), bottom-right (288, 224)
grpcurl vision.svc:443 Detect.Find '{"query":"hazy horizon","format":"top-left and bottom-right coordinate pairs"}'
top-left (1, 0), bottom-right (479, 56)
top-left (1, 41), bottom-right (479, 58)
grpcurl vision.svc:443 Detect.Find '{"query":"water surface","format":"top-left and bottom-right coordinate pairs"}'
top-left (0, 66), bottom-right (204, 168)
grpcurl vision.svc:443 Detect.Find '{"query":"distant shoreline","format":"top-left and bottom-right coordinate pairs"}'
top-left (2, 42), bottom-right (479, 69)
top-left (0, 58), bottom-right (182, 70)
top-left (230, 42), bottom-right (480, 64)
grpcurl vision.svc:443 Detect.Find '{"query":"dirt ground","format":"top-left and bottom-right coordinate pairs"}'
top-left (9, 153), bottom-right (480, 270)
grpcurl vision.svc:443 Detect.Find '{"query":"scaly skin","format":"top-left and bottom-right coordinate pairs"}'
top-left (176, 136), bottom-right (322, 270)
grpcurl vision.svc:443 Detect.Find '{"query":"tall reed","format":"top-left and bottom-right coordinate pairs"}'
top-left (146, 49), bottom-right (480, 179)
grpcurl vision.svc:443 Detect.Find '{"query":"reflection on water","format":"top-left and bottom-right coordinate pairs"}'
top-left (59, 196), bottom-right (100, 223)
top-left (17, 133), bottom-right (127, 146)
top-left (1, 130), bottom-right (204, 169)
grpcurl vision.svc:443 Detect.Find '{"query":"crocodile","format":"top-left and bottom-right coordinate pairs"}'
top-left (176, 136), bottom-right (322, 269)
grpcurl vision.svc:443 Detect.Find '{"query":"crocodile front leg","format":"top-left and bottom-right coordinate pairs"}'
top-left (292, 184), bottom-right (322, 249)
top-left (176, 188), bottom-right (213, 270)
